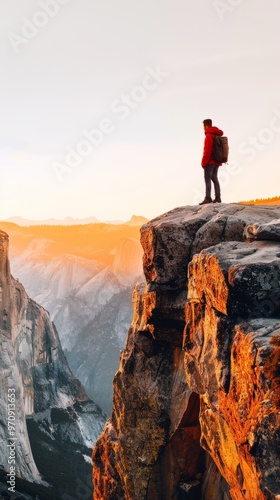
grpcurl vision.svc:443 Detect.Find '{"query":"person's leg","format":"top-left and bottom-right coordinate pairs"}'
top-left (204, 164), bottom-right (214, 199)
top-left (212, 165), bottom-right (221, 201)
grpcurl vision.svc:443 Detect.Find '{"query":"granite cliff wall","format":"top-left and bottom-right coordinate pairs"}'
top-left (0, 230), bottom-right (105, 499)
top-left (93, 204), bottom-right (280, 500)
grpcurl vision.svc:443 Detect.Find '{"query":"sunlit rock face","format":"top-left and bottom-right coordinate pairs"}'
top-left (93, 204), bottom-right (280, 500)
top-left (184, 240), bottom-right (280, 500)
top-left (0, 230), bottom-right (105, 498)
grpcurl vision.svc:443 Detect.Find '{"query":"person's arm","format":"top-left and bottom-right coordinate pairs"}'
top-left (201, 134), bottom-right (213, 167)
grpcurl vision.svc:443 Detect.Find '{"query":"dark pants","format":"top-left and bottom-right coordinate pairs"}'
top-left (204, 164), bottom-right (221, 199)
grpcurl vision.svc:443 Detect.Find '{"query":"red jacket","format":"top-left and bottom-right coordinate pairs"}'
top-left (201, 126), bottom-right (223, 167)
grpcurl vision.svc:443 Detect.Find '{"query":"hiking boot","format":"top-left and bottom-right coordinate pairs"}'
top-left (199, 197), bottom-right (212, 205)
top-left (213, 197), bottom-right (221, 203)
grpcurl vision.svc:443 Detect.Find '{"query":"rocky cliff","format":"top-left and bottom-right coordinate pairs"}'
top-left (0, 230), bottom-right (105, 499)
top-left (92, 204), bottom-right (280, 500)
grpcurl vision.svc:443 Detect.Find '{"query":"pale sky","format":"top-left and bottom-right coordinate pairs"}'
top-left (1, 0), bottom-right (280, 222)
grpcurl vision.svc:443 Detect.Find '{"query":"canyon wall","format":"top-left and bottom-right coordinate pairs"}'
top-left (93, 204), bottom-right (280, 500)
top-left (0, 230), bottom-right (105, 499)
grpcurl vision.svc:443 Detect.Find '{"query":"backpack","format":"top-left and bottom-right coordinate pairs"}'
top-left (212, 135), bottom-right (229, 163)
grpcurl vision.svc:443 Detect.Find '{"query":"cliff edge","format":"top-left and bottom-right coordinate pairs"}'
top-left (92, 203), bottom-right (280, 500)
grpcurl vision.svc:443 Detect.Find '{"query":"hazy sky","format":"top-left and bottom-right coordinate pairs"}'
top-left (1, 0), bottom-right (280, 221)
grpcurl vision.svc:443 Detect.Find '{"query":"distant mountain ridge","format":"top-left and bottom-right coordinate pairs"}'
top-left (3, 215), bottom-right (149, 226)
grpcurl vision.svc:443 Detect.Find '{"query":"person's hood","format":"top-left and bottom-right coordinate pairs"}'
top-left (205, 126), bottom-right (223, 136)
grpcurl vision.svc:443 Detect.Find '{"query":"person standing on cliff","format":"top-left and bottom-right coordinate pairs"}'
top-left (199, 118), bottom-right (223, 205)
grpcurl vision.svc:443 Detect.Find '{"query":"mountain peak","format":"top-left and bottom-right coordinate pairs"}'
top-left (125, 215), bottom-right (149, 226)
